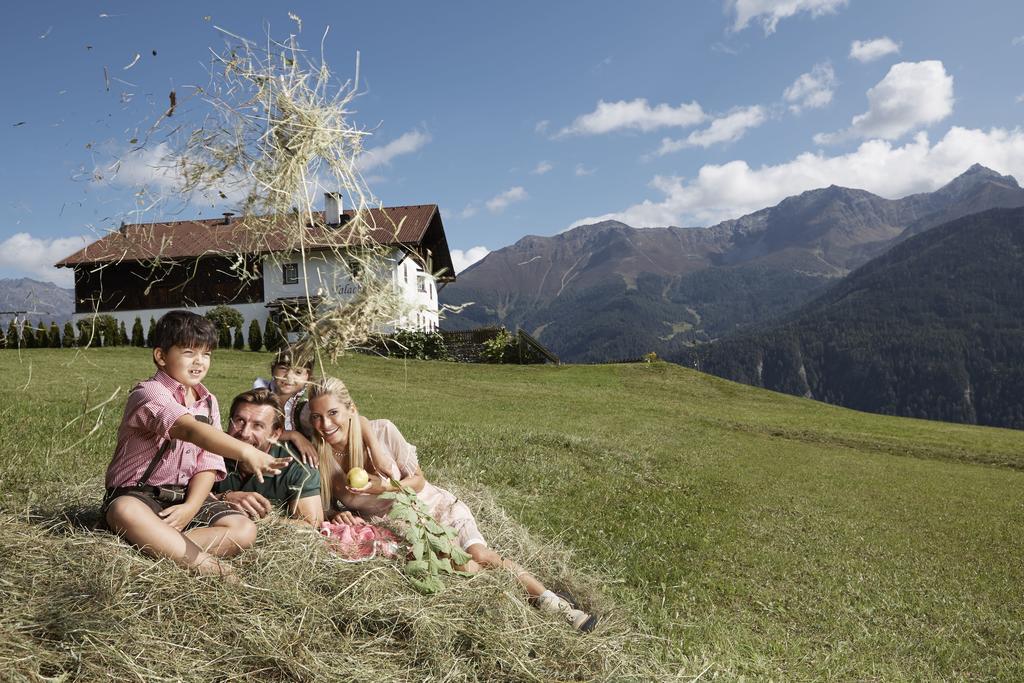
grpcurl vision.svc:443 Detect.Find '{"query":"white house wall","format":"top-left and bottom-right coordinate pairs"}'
top-left (71, 248), bottom-right (442, 342)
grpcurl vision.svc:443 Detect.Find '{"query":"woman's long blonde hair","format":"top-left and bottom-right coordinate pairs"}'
top-left (308, 376), bottom-right (364, 513)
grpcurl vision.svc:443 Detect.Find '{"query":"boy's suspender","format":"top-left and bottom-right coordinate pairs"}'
top-left (136, 395), bottom-right (214, 486)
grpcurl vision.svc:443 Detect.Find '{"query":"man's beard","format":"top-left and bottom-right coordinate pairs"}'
top-left (230, 432), bottom-right (269, 452)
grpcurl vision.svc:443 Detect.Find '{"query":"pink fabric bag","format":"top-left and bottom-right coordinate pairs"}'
top-left (320, 521), bottom-right (400, 562)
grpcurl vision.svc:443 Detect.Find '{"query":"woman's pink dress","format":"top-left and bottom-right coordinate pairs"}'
top-left (336, 419), bottom-right (486, 551)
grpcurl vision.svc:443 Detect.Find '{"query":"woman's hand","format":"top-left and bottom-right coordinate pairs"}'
top-left (281, 430), bottom-right (318, 466)
top-left (159, 501), bottom-right (200, 531)
top-left (328, 509), bottom-right (367, 525)
top-left (345, 479), bottom-right (394, 496)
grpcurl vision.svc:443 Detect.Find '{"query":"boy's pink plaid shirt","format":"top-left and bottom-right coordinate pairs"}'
top-left (104, 370), bottom-right (227, 488)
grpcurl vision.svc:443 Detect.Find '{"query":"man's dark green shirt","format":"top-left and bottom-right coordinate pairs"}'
top-left (213, 443), bottom-right (320, 508)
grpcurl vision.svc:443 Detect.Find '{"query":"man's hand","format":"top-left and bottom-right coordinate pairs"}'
top-left (328, 509), bottom-right (366, 525)
top-left (159, 502), bottom-right (199, 531)
top-left (223, 491), bottom-right (273, 519)
top-left (239, 445), bottom-right (291, 483)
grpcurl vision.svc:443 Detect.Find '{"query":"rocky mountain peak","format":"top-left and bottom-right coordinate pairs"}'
top-left (935, 164), bottom-right (1020, 200)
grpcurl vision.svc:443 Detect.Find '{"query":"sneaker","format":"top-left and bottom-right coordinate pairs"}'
top-left (537, 592), bottom-right (599, 633)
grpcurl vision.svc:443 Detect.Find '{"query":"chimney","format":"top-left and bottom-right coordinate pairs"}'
top-left (324, 192), bottom-right (342, 225)
top-left (222, 212), bottom-right (235, 225)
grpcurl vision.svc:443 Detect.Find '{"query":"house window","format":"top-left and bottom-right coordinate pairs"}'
top-left (282, 263), bottom-right (299, 285)
top-left (417, 275), bottom-right (428, 293)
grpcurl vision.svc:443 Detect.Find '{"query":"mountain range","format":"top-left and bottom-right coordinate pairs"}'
top-left (440, 165), bottom-right (1024, 363)
top-left (678, 206), bottom-right (1024, 429)
top-left (0, 278), bottom-right (74, 325)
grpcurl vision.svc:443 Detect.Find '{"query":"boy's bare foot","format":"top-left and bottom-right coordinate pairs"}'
top-left (194, 555), bottom-right (240, 583)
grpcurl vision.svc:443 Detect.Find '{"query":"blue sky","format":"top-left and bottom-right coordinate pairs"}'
top-left (2, 1), bottom-right (1023, 286)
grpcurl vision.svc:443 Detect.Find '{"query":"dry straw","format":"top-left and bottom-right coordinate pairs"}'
top-left (2, 478), bottom-right (689, 681)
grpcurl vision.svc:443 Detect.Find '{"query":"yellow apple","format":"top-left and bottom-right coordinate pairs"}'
top-left (347, 466), bottom-right (370, 490)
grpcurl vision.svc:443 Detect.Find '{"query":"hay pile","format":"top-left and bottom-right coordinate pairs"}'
top-left (1, 479), bottom-right (680, 682)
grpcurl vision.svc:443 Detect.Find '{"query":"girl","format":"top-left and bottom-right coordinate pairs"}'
top-left (253, 345), bottom-right (317, 463)
top-left (307, 376), bottom-right (597, 632)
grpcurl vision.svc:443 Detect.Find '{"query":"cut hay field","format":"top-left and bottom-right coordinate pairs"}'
top-left (2, 348), bottom-right (1023, 681)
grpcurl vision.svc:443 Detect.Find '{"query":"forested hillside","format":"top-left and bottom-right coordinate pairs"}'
top-left (677, 207), bottom-right (1024, 428)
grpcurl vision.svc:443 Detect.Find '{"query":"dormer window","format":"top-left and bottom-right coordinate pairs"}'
top-left (282, 263), bottom-right (299, 285)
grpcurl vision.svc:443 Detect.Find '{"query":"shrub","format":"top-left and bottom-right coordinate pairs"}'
top-left (131, 317), bottom-right (145, 347)
top-left (643, 351), bottom-right (658, 363)
top-left (63, 322), bottom-right (76, 348)
top-left (264, 319), bottom-right (285, 352)
top-left (480, 328), bottom-right (515, 363)
top-left (248, 319), bottom-right (263, 352)
top-left (36, 323), bottom-right (49, 348)
top-left (76, 314), bottom-right (118, 347)
top-left (218, 324), bottom-right (232, 349)
top-left (233, 325), bottom-right (245, 350)
top-left (146, 317), bottom-right (157, 347)
top-left (118, 321), bottom-right (129, 346)
top-left (376, 330), bottom-right (451, 361)
top-left (204, 305), bottom-right (244, 331)
top-left (22, 324), bottom-right (36, 348)
top-left (49, 322), bottom-right (61, 348)
top-left (6, 320), bottom-right (16, 348)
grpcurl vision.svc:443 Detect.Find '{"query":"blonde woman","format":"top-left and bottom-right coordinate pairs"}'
top-left (308, 376), bottom-right (597, 632)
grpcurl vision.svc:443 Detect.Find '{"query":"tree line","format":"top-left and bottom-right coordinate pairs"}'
top-left (0, 305), bottom-right (288, 352)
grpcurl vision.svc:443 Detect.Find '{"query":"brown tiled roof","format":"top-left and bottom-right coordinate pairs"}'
top-left (56, 205), bottom-right (441, 266)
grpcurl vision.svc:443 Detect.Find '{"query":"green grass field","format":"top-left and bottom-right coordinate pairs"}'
top-left (2, 348), bottom-right (1023, 680)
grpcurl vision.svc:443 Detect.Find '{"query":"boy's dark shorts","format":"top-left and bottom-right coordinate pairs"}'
top-left (101, 486), bottom-right (242, 530)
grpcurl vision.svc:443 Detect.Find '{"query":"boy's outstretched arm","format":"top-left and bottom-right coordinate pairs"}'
top-left (170, 415), bottom-right (291, 483)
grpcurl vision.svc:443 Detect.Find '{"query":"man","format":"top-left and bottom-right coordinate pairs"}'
top-left (215, 388), bottom-right (323, 526)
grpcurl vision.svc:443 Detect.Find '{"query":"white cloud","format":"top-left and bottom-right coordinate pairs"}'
top-left (97, 141), bottom-right (254, 205)
top-left (558, 98), bottom-right (706, 136)
top-left (814, 61), bottom-right (953, 145)
top-left (849, 37), bottom-right (901, 63)
top-left (535, 120), bottom-right (551, 135)
top-left (712, 41), bottom-right (742, 55)
top-left (458, 203), bottom-right (479, 219)
top-left (356, 130), bottom-right (431, 172)
top-left (729, 0), bottom-right (848, 35)
top-left (532, 161), bottom-right (553, 175)
top-left (1012, 35), bottom-right (1024, 46)
top-left (485, 187), bottom-right (528, 213)
top-left (783, 62), bottom-right (836, 112)
top-left (575, 163), bottom-right (596, 176)
top-left (0, 233), bottom-right (90, 286)
top-left (656, 105), bottom-right (767, 154)
top-left (571, 125), bottom-right (1024, 229)
top-left (450, 246), bottom-right (490, 274)
top-left (1017, 94), bottom-right (1024, 104)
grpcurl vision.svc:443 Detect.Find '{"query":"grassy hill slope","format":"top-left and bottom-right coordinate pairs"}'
top-left (2, 349), bottom-right (1022, 680)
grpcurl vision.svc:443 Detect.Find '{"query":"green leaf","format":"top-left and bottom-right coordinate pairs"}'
top-left (411, 539), bottom-right (425, 561)
top-left (409, 575), bottom-right (444, 595)
top-left (405, 559), bottom-right (428, 576)
top-left (430, 555), bottom-right (453, 574)
top-left (450, 547), bottom-right (471, 565)
top-left (427, 535), bottom-right (452, 554)
top-left (425, 519), bottom-right (446, 535)
top-left (378, 491), bottom-right (398, 500)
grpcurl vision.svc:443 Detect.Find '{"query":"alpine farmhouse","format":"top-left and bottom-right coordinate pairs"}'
top-left (54, 196), bottom-right (455, 340)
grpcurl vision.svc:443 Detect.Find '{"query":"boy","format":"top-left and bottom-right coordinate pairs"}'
top-left (215, 388), bottom-right (324, 526)
top-left (103, 310), bottom-right (291, 578)
top-left (253, 344), bottom-right (317, 463)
